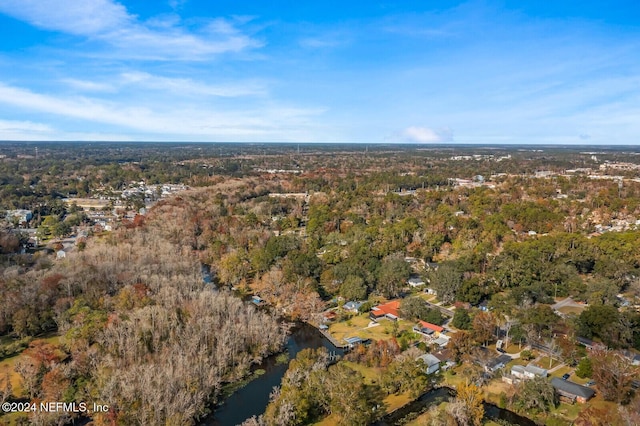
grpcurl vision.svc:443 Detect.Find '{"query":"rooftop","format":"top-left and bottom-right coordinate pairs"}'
top-left (371, 300), bottom-right (401, 318)
top-left (551, 378), bottom-right (596, 399)
top-left (418, 320), bottom-right (444, 333)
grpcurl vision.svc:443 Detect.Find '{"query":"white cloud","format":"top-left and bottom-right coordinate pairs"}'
top-left (0, 0), bottom-right (260, 60)
top-left (0, 119), bottom-right (55, 140)
top-left (0, 83), bottom-right (324, 141)
top-left (402, 126), bottom-right (453, 143)
top-left (60, 78), bottom-right (116, 93)
top-left (0, 0), bottom-right (130, 36)
top-left (119, 71), bottom-right (266, 97)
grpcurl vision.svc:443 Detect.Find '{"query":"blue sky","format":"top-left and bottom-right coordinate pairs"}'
top-left (0, 0), bottom-right (639, 143)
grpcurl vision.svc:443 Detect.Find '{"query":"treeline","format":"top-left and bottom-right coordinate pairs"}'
top-left (1, 182), bottom-right (287, 425)
top-left (133, 174), bottom-right (640, 350)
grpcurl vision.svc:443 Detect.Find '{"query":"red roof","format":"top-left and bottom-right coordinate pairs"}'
top-left (371, 300), bottom-right (401, 318)
top-left (418, 320), bottom-right (444, 333)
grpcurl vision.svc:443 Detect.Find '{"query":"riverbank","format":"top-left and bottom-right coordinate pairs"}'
top-left (201, 322), bottom-right (344, 426)
top-left (373, 386), bottom-right (537, 426)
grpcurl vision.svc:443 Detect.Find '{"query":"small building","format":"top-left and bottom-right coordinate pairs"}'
top-left (576, 337), bottom-right (604, 350)
top-left (408, 277), bottom-right (425, 287)
top-left (485, 354), bottom-right (511, 372)
top-left (414, 320), bottom-right (444, 337)
top-left (370, 300), bottom-right (401, 321)
top-left (343, 301), bottom-right (364, 312)
top-left (322, 310), bottom-right (338, 322)
top-left (344, 336), bottom-right (370, 349)
top-left (417, 353), bottom-right (441, 374)
top-left (511, 364), bottom-right (548, 380)
top-left (551, 377), bottom-right (595, 404)
top-left (433, 349), bottom-right (455, 370)
top-left (433, 335), bottom-right (450, 348)
top-left (6, 209), bottom-right (33, 224)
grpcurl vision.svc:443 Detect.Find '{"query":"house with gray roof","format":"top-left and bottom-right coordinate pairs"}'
top-left (551, 377), bottom-right (595, 404)
top-left (511, 364), bottom-right (548, 381)
top-left (417, 354), bottom-right (441, 374)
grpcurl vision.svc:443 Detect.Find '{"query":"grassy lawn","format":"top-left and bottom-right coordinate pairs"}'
top-left (534, 356), bottom-right (562, 370)
top-left (570, 374), bottom-right (590, 385)
top-left (313, 415), bottom-right (339, 426)
top-left (417, 293), bottom-right (438, 303)
top-left (549, 365), bottom-right (572, 379)
top-left (0, 334), bottom-right (62, 398)
top-left (0, 354), bottom-right (23, 395)
top-left (342, 360), bottom-right (382, 384)
top-left (557, 306), bottom-right (585, 315)
top-left (483, 379), bottom-right (512, 403)
top-left (385, 392), bottom-right (414, 412)
top-left (441, 367), bottom-right (466, 388)
top-left (503, 343), bottom-right (523, 354)
top-left (327, 314), bottom-right (413, 343)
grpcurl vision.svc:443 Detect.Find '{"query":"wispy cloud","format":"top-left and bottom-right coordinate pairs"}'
top-left (299, 34), bottom-right (348, 49)
top-left (0, 83), bottom-right (325, 141)
top-left (119, 71), bottom-right (267, 97)
top-left (60, 78), bottom-right (116, 93)
top-left (401, 126), bottom-right (453, 143)
top-left (0, 119), bottom-right (55, 140)
top-left (60, 72), bottom-right (267, 97)
top-left (0, 0), bottom-right (261, 60)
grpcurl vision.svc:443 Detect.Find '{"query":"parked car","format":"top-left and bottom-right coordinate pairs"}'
top-left (586, 380), bottom-right (596, 386)
top-left (562, 373), bottom-right (571, 380)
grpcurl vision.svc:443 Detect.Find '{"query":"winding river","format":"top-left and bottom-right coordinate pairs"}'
top-left (202, 322), bottom-right (343, 426)
top-left (200, 266), bottom-right (535, 426)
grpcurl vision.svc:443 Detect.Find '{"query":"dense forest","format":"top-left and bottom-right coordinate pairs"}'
top-left (1, 143), bottom-right (640, 425)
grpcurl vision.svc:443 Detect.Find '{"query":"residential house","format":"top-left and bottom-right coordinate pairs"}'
top-left (413, 321), bottom-right (444, 337)
top-left (6, 209), bottom-right (33, 224)
top-left (408, 277), bottom-right (425, 288)
top-left (551, 378), bottom-right (595, 404)
top-left (433, 335), bottom-right (450, 348)
top-left (485, 354), bottom-right (511, 372)
top-left (511, 364), bottom-right (548, 380)
top-left (576, 337), bottom-right (604, 350)
top-left (370, 300), bottom-right (401, 321)
top-left (343, 301), bottom-right (364, 312)
top-left (433, 349), bottom-right (455, 370)
top-left (417, 353), bottom-right (441, 374)
top-left (424, 286), bottom-right (437, 295)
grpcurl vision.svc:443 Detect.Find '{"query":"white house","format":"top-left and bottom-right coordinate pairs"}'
top-left (417, 354), bottom-right (441, 374)
top-left (511, 364), bottom-right (548, 380)
top-left (408, 277), bottom-right (425, 287)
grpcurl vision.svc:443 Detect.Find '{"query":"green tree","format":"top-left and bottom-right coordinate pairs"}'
top-left (576, 357), bottom-right (593, 378)
top-left (381, 357), bottom-right (430, 398)
top-left (377, 253), bottom-right (411, 298)
top-left (577, 304), bottom-right (630, 348)
top-left (514, 376), bottom-right (557, 414)
top-left (340, 275), bottom-right (367, 301)
top-left (428, 262), bottom-right (462, 304)
top-left (400, 297), bottom-right (441, 323)
top-left (452, 308), bottom-right (472, 330)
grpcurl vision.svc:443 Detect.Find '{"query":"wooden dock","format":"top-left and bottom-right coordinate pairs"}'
top-left (316, 326), bottom-right (347, 349)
